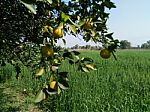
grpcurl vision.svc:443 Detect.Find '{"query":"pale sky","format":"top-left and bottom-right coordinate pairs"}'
top-left (108, 0), bottom-right (150, 47)
top-left (58, 0), bottom-right (150, 47)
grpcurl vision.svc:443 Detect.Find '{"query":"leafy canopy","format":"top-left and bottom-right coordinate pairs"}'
top-left (0, 0), bottom-right (119, 103)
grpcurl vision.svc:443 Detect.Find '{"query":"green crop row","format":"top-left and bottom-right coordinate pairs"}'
top-left (0, 50), bottom-right (150, 112)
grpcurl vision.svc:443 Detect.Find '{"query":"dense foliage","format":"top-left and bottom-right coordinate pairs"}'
top-left (141, 40), bottom-right (150, 49)
top-left (0, 0), bottom-right (119, 103)
top-left (119, 40), bottom-right (131, 49)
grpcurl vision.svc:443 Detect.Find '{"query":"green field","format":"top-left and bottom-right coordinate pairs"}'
top-left (0, 50), bottom-right (150, 112)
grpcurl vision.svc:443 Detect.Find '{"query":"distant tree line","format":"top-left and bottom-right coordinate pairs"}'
top-left (141, 40), bottom-right (150, 49)
top-left (119, 40), bottom-right (150, 49)
top-left (119, 40), bottom-right (131, 49)
top-left (70, 44), bottom-right (102, 50)
top-left (70, 40), bottom-right (150, 50)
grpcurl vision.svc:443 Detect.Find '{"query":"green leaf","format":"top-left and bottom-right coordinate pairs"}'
top-left (58, 22), bottom-right (64, 29)
top-left (53, 58), bottom-right (61, 66)
top-left (47, 85), bottom-right (57, 95)
top-left (1, 60), bottom-right (6, 66)
top-left (21, 0), bottom-right (36, 4)
top-left (85, 64), bottom-right (97, 70)
top-left (69, 59), bottom-right (74, 65)
top-left (61, 12), bottom-right (70, 22)
top-left (35, 67), bottom-right (45, 77)
top-left (77, 16), bottom-right (80, 21)
top-left (47, 26), bottom-right (53, 33)
top-left (78, 21), bottom-right (85, 27)
top-left (58, 87), bottom-right (61, 94)
top-left (10, 60), bottom-right (16, 65)
top-left (34, 89), bottom-right (46, 103)
top-left (83, 34), bottom-right (91, 42)
top-left (68, 24), bottom-right (76, 33)
top-left (49, 75), bottom-right (54, 83)
top-left (71, 51), bottom-right (80, 55)
top-left (62, 39), bottom-right (66, 45)
top-left (81, 66), bottom-right (89, 72)
top-left (58, 78), bottom-right (69, 90)
top-left (47, 0), bottom-right (52, 4)
top-left (51, 66), bottom-right (59, 71)
top-left (46, 89), bottom-right (57, 95)
top-left (103, 1), bottom-right (116, 9)
top-left (63, 52), bottom-right (73, 59)
top-left (36, 0), bottom-right (52, 3)
top-left (105, 33), bottom-right (114, 40)
top-left (81, 57), bottom-right (93, 63)
top-left (59, 72), bottom-right (68, 78)
top-left (112, 51), bottom-right (117, 61)
top-left (20, 1), bottom-right (36, 14)
top-left (91, 30), bottom-right (96, 37)
top-left (75, 55), bottom-right (80, 61)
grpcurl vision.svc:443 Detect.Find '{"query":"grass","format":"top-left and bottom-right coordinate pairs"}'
top-left (0, 49), bottom-right (150, 112)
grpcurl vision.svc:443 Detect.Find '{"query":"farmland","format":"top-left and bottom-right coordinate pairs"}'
top-left (0, 50), bottom-right (150, 112)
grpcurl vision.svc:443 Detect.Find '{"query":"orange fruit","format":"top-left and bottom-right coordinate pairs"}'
top-left (53, 27), bottom-right (64, 38)
top-left (100, 49), bottom-right (111, 59)
top-left (83, 21), bottom-right (93, 30)
top-left (41, 46), bottom-right (54, 57)
top-left (50, 81), bottom-right (56, 89)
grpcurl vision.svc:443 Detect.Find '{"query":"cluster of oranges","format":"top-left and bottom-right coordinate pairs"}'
top-left (83, 18), bottom-right (93, 30)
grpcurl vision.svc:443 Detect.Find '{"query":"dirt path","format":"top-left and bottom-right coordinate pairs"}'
top-left (0, 83), bottom-right (43, 112)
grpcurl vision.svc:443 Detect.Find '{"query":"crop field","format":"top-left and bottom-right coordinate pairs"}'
top-left (0, 50), bottom-right (150, 112)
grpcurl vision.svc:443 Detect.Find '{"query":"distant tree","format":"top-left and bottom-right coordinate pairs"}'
top-left (74, 44), bottom-right (79, 49)
top-left (137, 45), bottom-right (140, 48)
top-left (141, 40), bottom-right (150, 49)
top-left (85, 45), bottom-right (91, 49)
top-left (119, 40), bottom-right (131, 49)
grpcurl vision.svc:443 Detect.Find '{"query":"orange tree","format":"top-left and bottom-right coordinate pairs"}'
top-left (0, 0), bottom-right (119, 103)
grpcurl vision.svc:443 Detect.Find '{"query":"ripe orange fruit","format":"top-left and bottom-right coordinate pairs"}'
top-left (50, 81), bottom-right (56, 89)
top-left (83, 18), bottom-right (93, 30)
top-left (83, 21), bottom-right (93, 30)
top-left (53, 27), bottom-right (64, 38)
top-left (41, 46), bottom-right (54, 57)
top-left (100, 49), bottom-right (111, 59)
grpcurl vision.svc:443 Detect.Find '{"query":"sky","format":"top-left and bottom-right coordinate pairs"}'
top-left (58, 0), bottom-right (150, 47)
top-left (107, 0), bottom-right (150, 47)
